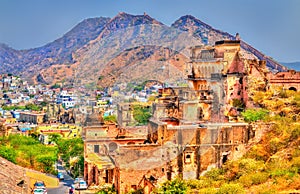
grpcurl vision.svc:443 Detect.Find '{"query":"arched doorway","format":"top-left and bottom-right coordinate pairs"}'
top-left (289, 87), bottom-right (297, 91)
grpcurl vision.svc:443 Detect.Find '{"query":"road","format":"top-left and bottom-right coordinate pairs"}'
top-left (47, 162), bottom-right (74, 194)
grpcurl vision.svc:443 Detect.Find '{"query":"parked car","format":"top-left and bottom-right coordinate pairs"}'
top-left (32, 188), bottom-right (47, 194)
top-left (57, 172), bottom-right (64, 180)
top-left (74, 177), bottom-right (84, 184)
top-left (75, 180), bottom-right (88, 190)
top-left (34, 181), bottom-right (46, 189)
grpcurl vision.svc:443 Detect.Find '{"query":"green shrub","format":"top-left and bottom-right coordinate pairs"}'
top-left (0, 146), bottom-right (17, 163)
top-left (269, 138), bottom-right (283, 154)
top-left (245, 145), bottom-right (269, 161)
top-left (205, 168), bottom-right (225, 181)
top-left (216, 183), bottom-right (245, 194)
top-left (103, 115), bottom-right (117, 123)
top-left (238, 175), bottom-right (252, 187)
top-left (196, 187), bottom-right (217, 194)
top-left (186, 178), bottom-right (212, 190)
top-left (291, 127), bottom-right (300, 140)
top-left (242, 108), bottom-right (268, 122)
top-left (238, 158), bottom-right (264, 174)
top-left (155, 177), bottom-right (187, 194)
top-left (255, 185), bottom-right (277, 194)
top-left (132, 105), bottom-right (152, 125)
top-left (292, 157), bottom-right (300, 171)
top-left (251, 172), bottom-right (269, 185)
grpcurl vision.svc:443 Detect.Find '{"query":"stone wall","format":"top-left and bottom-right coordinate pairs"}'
top-left (267, 70), bottom-right (300, 91)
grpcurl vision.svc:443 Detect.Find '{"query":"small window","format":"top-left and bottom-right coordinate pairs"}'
top-left (94, 145), bottom-right (99, 153)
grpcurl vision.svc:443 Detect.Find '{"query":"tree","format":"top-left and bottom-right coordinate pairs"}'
top-left (37, 154), bottom-right (57, 173)
top-left (25, 103), bottom-right (41, 111)
top-left (241, 108), bottom-right (268, 122)
top-left (103, 115), bottom-right (117, 123)
top-left (132, 105), bottom-right (151, 125)
top-left (49, 133), bottom-right (62, 144)
top-left (56, 138), bottom-right (84, 176)
top-left (0, 146), bottom-right (17, 163)
top-left (0, 135), bottom-right (57, 172)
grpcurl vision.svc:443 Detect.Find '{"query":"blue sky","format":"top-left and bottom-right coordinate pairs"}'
top-left (0, 0), bottom-right (299, 62)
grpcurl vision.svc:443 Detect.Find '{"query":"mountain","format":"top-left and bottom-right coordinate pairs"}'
top-left (171, 15), bottom-right (233, 45)
top-left (281, 62), bottom-right (300, 71)
top-left (171, 15), bottom-right (287, 72)
top-left (0, 12), bottom-right (288, 86)
top-left (0, 44), bottom-right (22, 74)
top-left (0, 17), bottom-right (111, 81)
top-left (71, 12), bottom-right (201, 87)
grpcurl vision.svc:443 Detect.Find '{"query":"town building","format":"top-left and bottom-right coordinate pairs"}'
top-left (56, 90), bottom-right (78, 109)
top-left (19, 112), bottom-right (45, 124)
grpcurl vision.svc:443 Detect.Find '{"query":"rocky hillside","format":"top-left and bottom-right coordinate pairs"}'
top-left (0, 17), bottom-right (110, 80)
top-left (0, 156), bottom-right (29, 193)
top-left (0, 12), bottom-right (287, 86)
top-left (72, 13), bottom-right (201, 87)
top-left (97, 45), bottom-right (188, 88)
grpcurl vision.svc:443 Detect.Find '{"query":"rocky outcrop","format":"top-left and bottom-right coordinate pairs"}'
top-left (0, 157), bottom-right (29, 194)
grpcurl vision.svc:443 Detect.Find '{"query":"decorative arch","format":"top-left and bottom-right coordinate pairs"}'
top-left (289, 87), bottom-right (297, 91)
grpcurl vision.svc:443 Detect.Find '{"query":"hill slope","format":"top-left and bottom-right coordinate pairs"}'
top-left (0, 12), bottom-right (288, 86)
top-left (97, 45), bottom-right (189, 88)
top-left (0, 17), bottom-right (110, 81)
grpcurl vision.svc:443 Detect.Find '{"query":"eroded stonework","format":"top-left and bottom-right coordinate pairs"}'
top-left (83, 39), bottom-right (296, 194)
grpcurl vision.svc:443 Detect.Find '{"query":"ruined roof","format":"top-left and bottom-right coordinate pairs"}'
top-left (0, 157), bottom-right (29, 193)
top-left (227, 53), bottom-right (244, 74)
top-left (215, 40), bottom-right (240, 45)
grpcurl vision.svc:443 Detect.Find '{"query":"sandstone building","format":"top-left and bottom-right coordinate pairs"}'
top-left (83, 39), bottom-right (290, 193)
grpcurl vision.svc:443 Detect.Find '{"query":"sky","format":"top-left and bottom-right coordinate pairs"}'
top-left (0, 0), bottom-right (299, 62)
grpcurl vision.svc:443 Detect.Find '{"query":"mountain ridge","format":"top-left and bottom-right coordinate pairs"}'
top-left (171, 15), bottom-right (287, 72)
top-left (0, 12), bottom-right (288, 85)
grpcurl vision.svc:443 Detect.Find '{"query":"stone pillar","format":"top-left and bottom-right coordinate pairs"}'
top-left (95, 168), bottom-right (99, 185)
top-left (84, 162), bottom-right (88, 181)
top-left (196, 128), bottom-right (201, 179)
top-left (87, 164), bottom-right (94, 185)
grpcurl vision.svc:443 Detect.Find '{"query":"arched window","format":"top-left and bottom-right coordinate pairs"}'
top-left (185, 153), bottom-right (191, 164)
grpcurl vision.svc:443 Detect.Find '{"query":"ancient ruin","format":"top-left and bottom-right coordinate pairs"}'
top-left (83, 39), bottom-right (298, 193)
